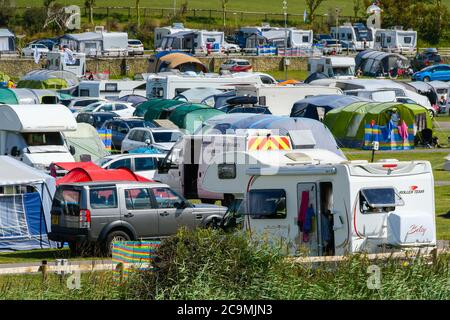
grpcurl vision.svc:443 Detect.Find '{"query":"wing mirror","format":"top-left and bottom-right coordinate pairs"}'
top-left (145, 139), bottom-right (151, 146)
top-left (174, 201), bottom-right (187, 209)
top-left (69, 145), bottom-right (76, 155)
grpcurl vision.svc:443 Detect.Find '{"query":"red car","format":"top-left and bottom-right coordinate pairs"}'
top-left (220, 59), bottom-right (253, 73)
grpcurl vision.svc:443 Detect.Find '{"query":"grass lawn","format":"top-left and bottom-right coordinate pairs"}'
top-left (0, 248), bottom-right (107, 265)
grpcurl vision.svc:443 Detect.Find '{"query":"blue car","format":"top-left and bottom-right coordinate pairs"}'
top-left (412, 64), bottom-right (450, 82)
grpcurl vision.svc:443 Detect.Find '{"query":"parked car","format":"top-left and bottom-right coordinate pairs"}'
top-left (76, 112), bottom-right (118, 129)
top-left (412, 64), bottom-right (450, 82)
top-left (61, 97), bottom-right (107, 113)
top-left (31, 38), bottom-right (58, 50)
top-left (95, 153), bottom-right (166, 180)
top-left (102, 118), bottom-right (158, 151)
top-left (319, 39), bottom-right (343, 55)
top-left (220, 59), bottom-right (253, 73)
top-left (74, 101), bottom-right (135, 118)
top-left (22, 43), bottom-right (49, 57)
top-left (223, 42), bottom-right (241, 53)
top-left (48, 181), bottom-right (227, 255)
top-left (121, 128), bottom-right (183, 153)
top-left (411, 48), bottom-right (443, 72)
top-left (339, 40), bottom-right (357, 52)
top-left (128, 39), bottom-right (144, 56)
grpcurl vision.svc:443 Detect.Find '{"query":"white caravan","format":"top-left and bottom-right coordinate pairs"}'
top-left (0, 105), bottom-right (76, 172)
top-left (46, 51), bottom-right (86, 78)
top-left (203, 150), bottom-right (436, 256)
top-left (154, 23), bottom-right (193, 48)
top-left (77, 80), bottom-right (146, 99)
top-left (235, 84), bottom-right (343, 115)
top-left (374, 28), bottom-right (417, 54)
top-left (330, 23), bottom-right (374, 51)
top-left (290, 29), bottom-right (314, 49)
top-left (146, 73), bottom-right (268, 100)
top-left (308, 56), bottom-right (356, 79)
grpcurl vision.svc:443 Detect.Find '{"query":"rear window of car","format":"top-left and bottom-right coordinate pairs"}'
top-left (127, 120), bottom-right (157, 129)
top-left (237, 61), bottom-right (250, 66)
top-left (89, 187), bottom-right (118, 209)
top-left (128, 40), bottom-right (142, 45)
top-left (52, 188), bottom-right (81, 216)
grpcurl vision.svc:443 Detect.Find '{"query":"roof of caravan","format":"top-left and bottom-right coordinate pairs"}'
top-left (0, 88), bottom-right (59, 105)
top-left (0, 29), bottom-right (14, 37)
top-left (0, 104), bottom-right (77, 132)
top-left (62, 32), bottom-right (103, 41)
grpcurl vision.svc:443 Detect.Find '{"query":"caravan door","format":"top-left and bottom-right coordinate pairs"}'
top-left (297, 183), bottom-right (319, 256)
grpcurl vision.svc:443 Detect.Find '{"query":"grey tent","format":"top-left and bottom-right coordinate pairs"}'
top-left (64, 123), bottom-right (110, 162)
top-left (304, 72), bottom-right (329, 84)
top-left (408, 81), bottom-right (438, 105)
top-left (355, 50), bottom-right (408, 77)
top-left (201, 114), bottom-right (344, 157)
top-left (290, 95), bottom-right (371, 120)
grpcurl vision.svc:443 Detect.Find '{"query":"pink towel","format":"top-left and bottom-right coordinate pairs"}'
top-left (298, 191), bottom-right (309, 231)
top-left (397, 120), bottom-right (408, 141)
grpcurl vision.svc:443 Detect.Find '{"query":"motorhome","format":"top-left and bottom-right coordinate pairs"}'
top-left (308, 56), bottom-right (356, 79)
top-left (60, 26), bottom-right (128, 57)
top-left (77, 80), bottom-right (146, 99)
top-left (374, 28), bottom-right (417, 54)
top-left (146, 73), bottom-right (270, 100)
top-left (202, 149), bottom-right (436, 256)
top-left (330, 23), bottom-right (374, 51)
top-left (235, 84), bottom-right (343, 115)
top-left (46, 51), bottom-right (86, 78)
top-left (158, 30), bottom-right (228, 54)
top-left (154, 23), bottom-right (193, 48)
top-left (0, 105), bottom-right (76, 172)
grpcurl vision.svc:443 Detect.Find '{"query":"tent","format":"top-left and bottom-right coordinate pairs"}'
top-left (148, 51), bottom-right (208, 73)
top-left (408, 81), bottom-right (438, 106)
top-left (174, 87), bottom-right (224, 104)
top-left (303, 72), bottom-right (329, 84)
top-left (0, 29), bottom-right (15, 53)
top-left (202, 114), bottom-right (345, 157)
top-left (17, 70), bottom-right (79, 90)
top-left (0, 156), bottom-right (56, 251)
top-left (290, 95), bottom-right (371, 120)
top-left (117, 94), bottom-right (148, 106)
top-left (56, 165), bottom-right (150, 185)
top-left (355, 50), bottom-right (409, 77)
top-left (64, 123), bottom-right (110, 162)
top-left (143, 99), bottom-right (187, 121)
top-left (168, 103), bottom-right (225, 133)
top-left (324, 102), bottom-right (432, 150)
top-left (0, 88), bottom-right (62, 104)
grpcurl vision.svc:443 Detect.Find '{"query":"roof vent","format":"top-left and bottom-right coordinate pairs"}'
top-left (285, 152), bottom-right (313, 163)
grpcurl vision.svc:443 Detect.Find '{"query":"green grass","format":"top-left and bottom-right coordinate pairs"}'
top-left (0, 248), bottom-right (106, 265)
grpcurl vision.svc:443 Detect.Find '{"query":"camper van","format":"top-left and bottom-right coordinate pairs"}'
top-left (46, 51), bottom-right (86, 78)
top-left (202, 149), bottom-right (436, 256)
top-left (235, 84), bottom-right (343, 115)
top-left (330, 23), bottom-right (374, 51)
top-left (0, 105), bottom-right (77, 172)
top-left (308, 57), bottom-right (356, 79)
top-left (77, 80), bottom-right (146, 99)
top-left (146, 73), bottom-right (269, 100)
top-left (374, 28), bottom-right (417, 54)
top-left (154, 23), bottom-right (193, 48)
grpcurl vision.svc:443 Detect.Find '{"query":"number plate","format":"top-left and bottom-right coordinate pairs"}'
top-left (51, 215), bottom-right (59, 225)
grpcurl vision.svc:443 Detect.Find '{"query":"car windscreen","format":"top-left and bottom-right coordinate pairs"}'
top-left (21, 132), bottom-right (64, 146)
top-left (52, 187), bottom-right (81, 216)
top-left (81, 103), bottom-right (101, 112)
top-left (152, 132), bottom-right (182, 143)
top-left (127, 120), bottom-right (157, 129)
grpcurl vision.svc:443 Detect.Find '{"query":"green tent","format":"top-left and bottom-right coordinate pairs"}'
top-left (168, 103), bottom-right (225, 133)
top-left (0, 88), bottom-right (19, 104)
top-left (324, 102), bottom-right (432, 150)
top-left (143, 99), bottom-right (187, 121)
top-left (17, 78), bottom-right (69, 90)
top-left (16, 70), bottom-right (78, 90)
top-left (134, 99), bottom-right (164, 117)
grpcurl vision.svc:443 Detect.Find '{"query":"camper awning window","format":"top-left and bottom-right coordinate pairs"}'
top-left (360, 187), bottom-right (404, 212)
top-left (248, 189), bottom-right (287, 219)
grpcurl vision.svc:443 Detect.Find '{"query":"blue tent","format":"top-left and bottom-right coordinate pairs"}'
top-left (201, 114), bottom-right (344, 157)
top-left (0, 156), bottom-right (56, 251)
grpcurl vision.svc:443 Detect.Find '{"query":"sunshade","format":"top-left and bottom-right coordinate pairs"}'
top-left (157, 52), bottom-right (208, 73)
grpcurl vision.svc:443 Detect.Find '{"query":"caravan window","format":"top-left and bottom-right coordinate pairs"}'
top-left (105, 83), bottom-right (118, 92)
top-left (403, 37), bottom-right (412, 44)
top-left (387, 36), bottom-right (392, 43)
top-left (302, 35), bottom-right (309, 43)
top-left (248, 189), bottom-right (287, 219)
top-left (359, 188), bottom-right (404, 214)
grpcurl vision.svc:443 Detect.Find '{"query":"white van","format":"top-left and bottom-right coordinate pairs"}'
top-left (203, 150), bottom-right (436, 256)
top-left (0, 105), bottom-right (77, 172)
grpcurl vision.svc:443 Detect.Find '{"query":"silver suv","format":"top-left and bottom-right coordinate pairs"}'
top-left (48, 181), bottom-right (227, 255)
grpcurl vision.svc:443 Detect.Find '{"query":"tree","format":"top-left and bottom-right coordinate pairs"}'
top-left (220, 0), bottom-right (230, 28)
top-left (136, 0), bottom-right (141, 27)
top-left (352, 0), bottom-right (362, 19)
top-left (305, 0), bottom-right (327, 24)
top-left (0, 0), bottom-right (15, 27)
top-left (84, 0), bottom-right (95, 24)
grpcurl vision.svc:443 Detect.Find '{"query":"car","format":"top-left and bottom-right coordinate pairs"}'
top-left (21, 43), bottom-right (49, 57)
top-left (31, 38), bottom-right (58, 50)
top-left (48, 181), bottom-right (227, 255)
top-left (128, 39), bottom-right (144, 56)
top-left (61, 97), bottom-right (108, 113)
top-left (76, 112), bottom-right (118, 129)
top-left (220, 59), bottom-right (253, 73)
top-left (319, 39), bottom-right (343, 55)
top-left (411, 49), bottom-right (443, 72)
top-left (74, 101), bottom-right (135, 118)
top-left (222, 42), bottom-right (241, 54)
top-left (121, 128), bottom-right (183, 153)
top-left (412, 64), bottom-right (450, 82)
top-left (102, 118), bottom-right (158, 151)
top-left (339, 40), bottom-right (357, 52)
top-left (95, 153), bottom-right (166, 180)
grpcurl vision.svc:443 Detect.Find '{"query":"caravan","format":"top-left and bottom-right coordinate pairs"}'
top-left (330, 23), bottom-right (374, 51)
top-left (308, 56), bottom-right (356, 79)
top-left (154, 23), bottom-right (193, 48)
top-left (202, 149), bottom-right (436, 256)
top-left (46, 51), bottom-right (86, 78)
top-left (77, 80), bottom-right (146, 99)
top-left (374, 28), bottom-right (417, 54)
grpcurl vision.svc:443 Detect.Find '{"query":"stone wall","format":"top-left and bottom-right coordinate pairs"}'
top-left (0, 55), bottom-right (309, 79)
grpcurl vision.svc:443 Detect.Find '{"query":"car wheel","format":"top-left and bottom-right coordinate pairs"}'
top-left (103, 230), bottom-right (131, 256)
top-left (428, 109), bottom-right (435, 119)
top-left (423, 76), bottom-right (430, 82)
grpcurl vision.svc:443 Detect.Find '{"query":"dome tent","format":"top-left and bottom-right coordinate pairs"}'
top-left (168, 103), bottom-right (225, 133)
top-left (17, 70), bottom-right (79, 90)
